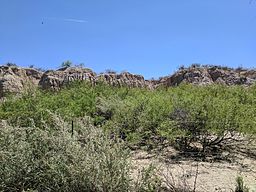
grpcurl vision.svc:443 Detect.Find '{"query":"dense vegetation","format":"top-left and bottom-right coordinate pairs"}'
top-left (1, 82), bottom-right (256, 151)
top-left (1, 82), bottom-right (256, 191)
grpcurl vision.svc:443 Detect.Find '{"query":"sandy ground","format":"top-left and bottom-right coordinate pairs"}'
top-left (131, 146), bottom-right (256, 192)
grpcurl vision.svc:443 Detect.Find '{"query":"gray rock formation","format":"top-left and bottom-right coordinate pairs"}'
top-left (158, 66), bottom-right (256, 87)
top-left (39, 67), bottom-right (96, 90)
top-left (96, 72), bottom-right (152, 89)
top-left (0, 66), bottom-right (42, 97)
top-left (38, 67), bottom-right (153, 90)
top-left (1, 64), bottom-right (256, 98)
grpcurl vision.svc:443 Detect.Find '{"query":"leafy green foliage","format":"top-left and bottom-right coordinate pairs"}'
top-left (1, 82), bottom-right (256, 190)
top-left (1, 82), bottom-right (256, 152)
top-left (61, 60), bottom-right (73, 68)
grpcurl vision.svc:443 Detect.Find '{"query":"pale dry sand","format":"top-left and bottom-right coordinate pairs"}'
top-left (131, 147), bottom-right (256, 192)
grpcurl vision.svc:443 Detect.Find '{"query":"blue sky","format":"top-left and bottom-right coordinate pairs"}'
top-left (0, 0), bottom-right (255, 78)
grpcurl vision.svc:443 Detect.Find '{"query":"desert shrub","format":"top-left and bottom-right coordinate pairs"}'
top-left (5, 62), bottom-right (17, 67)
top-left (133, 165), bottom-right (162, 192)
top-left (0, 116), bottom-right (160, 192)
top-left (94, 95), bottom-right (125, 125)
top-left (61, 60), bottom-right (73, 68)
top-left (0, 83), bottom-right (255, 152)
top-left (168, 85), bottom-right (256, 153)
top-left (191, 63), bottom-right (201, 68)
top-left (235, 176), bottom-right (249, 192)
top-left (161, 164), bottom-right (198, 192)
top-left (103, 89), bottom-right (170, 146)
top-left (105, 69), bottom-right (117, 74)
top-left (105, 84), bottom-right (256, 152)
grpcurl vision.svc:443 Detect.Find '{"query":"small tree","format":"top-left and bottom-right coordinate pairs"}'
top-left (61, 60), bottom-right (73, 68)
top-left (191, 63), bottom-right (201, 68)
top-left (6, 62), bottom-right (17, 67)
top-left (105, 69), bottom-right (117, 74)
top-left (178, 65), bottom-right (185, 70)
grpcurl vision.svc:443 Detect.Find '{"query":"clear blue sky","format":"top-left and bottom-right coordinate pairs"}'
top-left (0, 0), bottom-right (255, 78)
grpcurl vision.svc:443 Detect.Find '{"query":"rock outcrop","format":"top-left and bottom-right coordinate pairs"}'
top-left (38, 67), bottom-right (152, 90)
top-left (1, 64), bottom-right (256, 98)
top-left (96, 72), bottom-right (153, 89)
top-left (158, 66), bottom-right (256, 87)
top-left (0, 66), bottom-right (42, 97)
top-left (39, 67), bottom-right (96, 90)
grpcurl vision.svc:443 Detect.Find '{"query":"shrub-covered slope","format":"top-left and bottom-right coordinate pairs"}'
top-left (1, 79), bottom-right (256, 191)
top-left (1, 82), bottom-right (256, 151)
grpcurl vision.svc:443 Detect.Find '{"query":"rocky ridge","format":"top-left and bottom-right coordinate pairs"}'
top-left (154, 65), bottom-right (256, 87)
top-left (38, 67), bottom-right (152, 90)
top-left (1, 65), bottom-right (256, 97)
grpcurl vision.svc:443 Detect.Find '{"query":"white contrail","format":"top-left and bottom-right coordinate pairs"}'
top-left (44, 17), bottom-right (88, 23)
top-left (63, 18), bottom-right (87, 23)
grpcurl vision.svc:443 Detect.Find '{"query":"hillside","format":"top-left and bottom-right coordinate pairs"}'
top-left (0, 64), bottom-right (256, 191)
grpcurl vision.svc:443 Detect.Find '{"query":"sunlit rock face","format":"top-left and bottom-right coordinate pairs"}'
top-left (39, 67), bottom-right (153, 90)
top-left (0, 66), bottom-right (42, 97)
top-left (39, 67), bottom-right (96, 90)
top-left (159, 66), bottom-right (256, 87)
top-left (96, 72), bottom-right (153, 89)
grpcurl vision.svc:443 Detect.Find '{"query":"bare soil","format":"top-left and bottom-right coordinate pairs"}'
top-left (131, 142), bottom-right (256, 192)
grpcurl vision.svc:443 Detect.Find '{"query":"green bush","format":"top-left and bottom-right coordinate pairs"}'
top-left (235, 176), bottom-right (249, 192)
top-left (1, 82), bottom-right (255, 152)
top-left (0, 117), bottom-right (160, 192)
top-left (168, 85), bottom-right (256, 152)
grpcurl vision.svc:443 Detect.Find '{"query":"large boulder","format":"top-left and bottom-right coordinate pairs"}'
top-left (0, 66), bottom-right (42, 97)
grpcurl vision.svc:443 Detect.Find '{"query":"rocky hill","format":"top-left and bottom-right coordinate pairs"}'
top-left (39, 67), bottom-right (153, 90)
top-left (1, 64), bottom-right (256, 97)
top-left (155, 65), bottom-right (256, 87)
